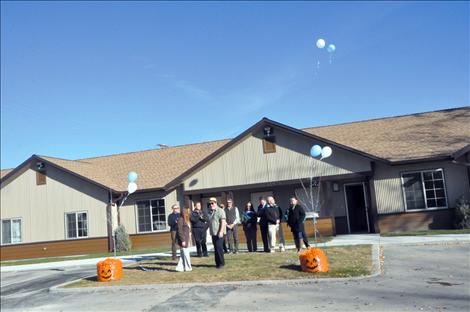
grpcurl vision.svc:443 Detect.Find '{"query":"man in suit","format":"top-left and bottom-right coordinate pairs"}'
top-left (287, 196), bottom-right (310, 252)
top-left (257, 197), bottom-right (271, 252)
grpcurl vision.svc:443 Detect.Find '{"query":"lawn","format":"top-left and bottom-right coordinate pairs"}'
top-left (380, 229), bottom-right (470, 237)
top-left (1, 236), bottom-right (333, 267)
top-left (65, 245), bottom-right (372, 288)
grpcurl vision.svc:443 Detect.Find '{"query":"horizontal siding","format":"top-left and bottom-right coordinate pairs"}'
top-left (0, 237), bottom-right (108, 261)
top-left (378, 209), bottom-right (455, 232)
top-left (184, 128), bottom-right (371, 192)
top-left (130, 232), bottom-right (172, 250)
top-left (1, 164), bottom-right (109, 244)
top-left (373, 161), bottom-right (470, 214)
top-left (236, 218), bottom-right (335, 244)
top-left (1, 218), bottom-right (335, 260)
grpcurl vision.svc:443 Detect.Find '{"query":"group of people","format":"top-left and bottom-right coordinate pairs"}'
top-left (167, 195), bottom-right (310, 272)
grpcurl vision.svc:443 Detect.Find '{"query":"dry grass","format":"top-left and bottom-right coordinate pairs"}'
top-left (66, 245), bottom-right (372, 288)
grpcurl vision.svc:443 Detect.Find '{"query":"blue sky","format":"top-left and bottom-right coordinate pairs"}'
top-left (1, 1), bottom-right (469, 169)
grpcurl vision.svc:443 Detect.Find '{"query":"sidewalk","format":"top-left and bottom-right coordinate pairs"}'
top-left (2, 234), bottom-right (469, 273)
top-left (323, 233), bottom-right (470, 246)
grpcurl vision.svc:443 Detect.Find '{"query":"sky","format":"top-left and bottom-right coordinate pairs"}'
top-left (1, 1), bottom-right (469, 169)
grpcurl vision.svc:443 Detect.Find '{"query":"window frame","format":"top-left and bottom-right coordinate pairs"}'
top-left (135, 198), bottom-right (167, 233)
top-left (1, 217), bottom-right (23, 245)
top-left (400, 168), bottom-right (449, 212)
top-left (64, 211), bottom-right (89, 240)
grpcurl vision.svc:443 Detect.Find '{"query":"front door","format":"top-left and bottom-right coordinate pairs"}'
top-left (344, 183), bottom-right (370, 233)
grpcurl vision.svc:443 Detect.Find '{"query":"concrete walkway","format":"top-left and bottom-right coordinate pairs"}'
top-left (2, 234), bottom-right (469, 273)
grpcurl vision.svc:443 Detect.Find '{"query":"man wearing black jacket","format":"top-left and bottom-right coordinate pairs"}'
top-left (268, 196), bottom-right (286, 252)
top-left (257, 197), bottom-right (271, 252)
top-left (266, 196), bottom-right (280, 253)
top-left (287, 196), bottom-right (309, 252)
top-left (190, 202), bottom-right (209, 257)
top-left (167, 203), bottom-right (181, 260)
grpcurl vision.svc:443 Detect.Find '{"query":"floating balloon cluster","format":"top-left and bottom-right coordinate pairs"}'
top-left (316, 38), bottom-right (336, 54)
top-left (315, 38), bottom-right (336, 66)
top-left (310, 144), bottom-right (333, 159)
top-left (127, 171), bottom-right (138, 194)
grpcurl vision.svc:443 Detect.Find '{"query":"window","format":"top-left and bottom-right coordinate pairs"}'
top-left (401, 169), bottom-right (448, 211)
top-left (137, 199), bottom-right (166, 232)
top-left (1, 218), bottom-right (22, 245)
top-left (66, 212), bottom-right (88, 239)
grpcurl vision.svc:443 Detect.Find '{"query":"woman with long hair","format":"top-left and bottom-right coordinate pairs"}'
top-left (241, 201), bottom-right (258, 252)
top-left (175, 207), bottom-right (192, 272)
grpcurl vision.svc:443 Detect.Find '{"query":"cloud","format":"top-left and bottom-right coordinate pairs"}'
top-left (154, 74), bottom-right (212, 100)
top-left (228, 71), bottom-right (298, 116)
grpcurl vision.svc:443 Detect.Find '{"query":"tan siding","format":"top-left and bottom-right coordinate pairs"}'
top-left (119, 188), bottom-right (183, 235)
top-left (184, 128), bottom-right (371, 191)
top-left (378, 209), bottom-right (455, 232)
top-left (0, 237), bottom-right (108, 261)
top-left (1, 164), bottom-right (108, 244)
top-left (373, 161), bottom-right (470, 214)
top-left (130, 232), bottom-right (172, 250)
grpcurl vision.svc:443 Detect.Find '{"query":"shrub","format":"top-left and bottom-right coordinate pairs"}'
top-left (115, 224), bottom-right (132, 252)
top-left (455, 196), bottom-right (470, 229)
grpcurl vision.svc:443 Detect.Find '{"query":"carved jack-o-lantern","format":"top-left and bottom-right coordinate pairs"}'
top-left (299, 248), bottom-right (329, 273)
top-left (97, 258), bottom-right (123, 282)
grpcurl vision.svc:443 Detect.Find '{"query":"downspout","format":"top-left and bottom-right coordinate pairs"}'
top-left (107, 189), bottom-right (114, 252)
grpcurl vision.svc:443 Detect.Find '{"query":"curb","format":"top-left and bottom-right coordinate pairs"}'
top-left (49, 243), bottom-right (383, 294)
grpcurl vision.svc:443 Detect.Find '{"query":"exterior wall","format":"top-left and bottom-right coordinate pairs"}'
top-left (119, 187), bottom-right (185, 235)
top-left (378, 209), bottom-right (455, 232)
top-left (130, 231), bottom-right (172, 250)
top-left (0, 237), bottom-right (108, 261)
top-left (184, 127), bottom-right (372, 192)
top-left (0, 163), bottom-right (109, 245)
top-left (373, 161), bottom-right (470, 214)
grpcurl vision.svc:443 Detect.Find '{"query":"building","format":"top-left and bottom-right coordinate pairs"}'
top-left (1, 107), bottom-right (469, 260)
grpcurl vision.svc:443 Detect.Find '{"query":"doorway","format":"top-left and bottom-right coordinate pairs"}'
top-left (344, 183), bottom-right (370, 233)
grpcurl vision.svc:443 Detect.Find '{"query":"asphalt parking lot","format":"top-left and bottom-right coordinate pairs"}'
top-left (1, 243), bottom-right (469, 311)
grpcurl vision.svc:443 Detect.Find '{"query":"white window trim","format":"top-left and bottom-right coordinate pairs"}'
top-left (64, 211), bottom-right (89, 240)
top-left (135, 198), bottom-right (168, 233)
top-left (1, 217), bottom-right (23, 245)
top-left (400, 168), bottom-right (449, 212)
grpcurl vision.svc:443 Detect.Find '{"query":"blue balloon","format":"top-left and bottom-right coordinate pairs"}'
top-left (310, 145), bottom-right (322, 157)
top-left (128, 171), bottom-right (138, 183)
top-left (327, 44), bottom-right (336, 53)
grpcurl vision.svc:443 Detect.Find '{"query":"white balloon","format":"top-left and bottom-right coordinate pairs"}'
top-left (321, 146), bottom-right (332, 159)
top-left (327, 44), bottom-right (336, 53)
top-left (316, 38), bottom-right (326, 49)
top-left (127, 182), bottom-right (138, 194)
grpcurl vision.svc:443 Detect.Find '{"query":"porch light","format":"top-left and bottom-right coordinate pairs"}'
top-left (263, 126), bottom-right (273, 137)
top-left (332, 182), bottom-right (340, 192)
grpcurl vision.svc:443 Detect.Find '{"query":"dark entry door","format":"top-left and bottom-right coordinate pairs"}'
top-left (345, 183), bottom-right (369, 233)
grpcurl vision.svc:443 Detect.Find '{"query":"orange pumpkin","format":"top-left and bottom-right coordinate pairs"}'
top-left (97, 258), bottom-right (123, 282)
top-left (299, 248), bottom-right (329, 273)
